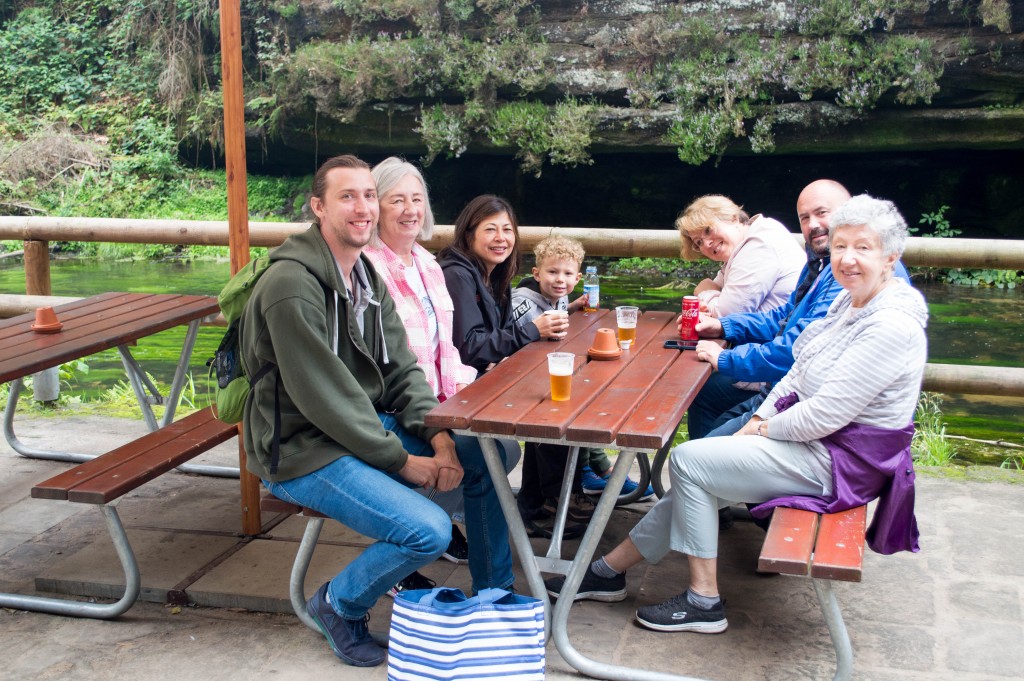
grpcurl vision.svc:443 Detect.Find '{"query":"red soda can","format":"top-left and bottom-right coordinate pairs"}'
top-left (681, 296), bottom-right (699, 341)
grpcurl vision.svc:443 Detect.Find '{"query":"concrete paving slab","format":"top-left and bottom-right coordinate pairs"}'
top-left (188, 538), bottom-right (367, 613)
top-left (35, 528), bottom-right (240, 603)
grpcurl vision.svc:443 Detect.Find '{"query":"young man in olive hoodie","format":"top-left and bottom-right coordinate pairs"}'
top-left (241, 155), bottom-right (513, 667)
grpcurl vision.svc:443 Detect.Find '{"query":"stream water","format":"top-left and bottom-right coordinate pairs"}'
top-left (2, 257), bottom-right (1020, 465)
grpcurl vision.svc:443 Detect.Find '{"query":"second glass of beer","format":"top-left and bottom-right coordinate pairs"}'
top-left (547, 352), bottom-right (574, 401)
top-left (615, 306), bottom-right (639, 346)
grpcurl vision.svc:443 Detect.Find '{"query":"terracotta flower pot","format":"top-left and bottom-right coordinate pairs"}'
top-left (31, 306), bottom-right (63, 333)
top-left (588, 328), bottom-right (621, 360)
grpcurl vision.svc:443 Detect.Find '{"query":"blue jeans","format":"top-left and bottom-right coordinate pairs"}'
top-left (686, 372), bottom-right (760, 440)
top-left (705, 391), bottom-right (768, 438)
top-left (264, 414), bottom-right (513, 619)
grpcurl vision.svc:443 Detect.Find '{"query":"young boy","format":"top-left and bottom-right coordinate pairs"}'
top-left (510, 236), bottom-right (595, 537)
top-left (511, 235), bottom-right (587, 331)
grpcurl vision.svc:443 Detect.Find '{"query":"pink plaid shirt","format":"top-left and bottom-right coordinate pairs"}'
top-left (365, 242), bottom-right (478, 400)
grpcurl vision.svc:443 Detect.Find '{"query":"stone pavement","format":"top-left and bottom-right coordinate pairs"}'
top-left (1, 414), bottom-right (1022, 680)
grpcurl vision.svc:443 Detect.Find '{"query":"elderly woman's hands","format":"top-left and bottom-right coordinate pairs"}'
top-left (734, 416), bottom-right (764, 437)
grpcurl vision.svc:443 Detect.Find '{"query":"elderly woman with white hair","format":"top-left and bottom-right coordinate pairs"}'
top-left (547, 194), bottom-right (926, 634)
top-left (363, 157), bottom-right (519, 596)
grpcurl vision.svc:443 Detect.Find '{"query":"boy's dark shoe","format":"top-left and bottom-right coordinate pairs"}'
top-left (442, 524), bottom-right (469, 564)
top-left (525, 516), bottom-right (586, 540)
top-left (542, 493), bottom-right (596, 523)
top-left (387, 570), bottom-right (436, 598)
top-left (306, 582), bottom-right (387, 666)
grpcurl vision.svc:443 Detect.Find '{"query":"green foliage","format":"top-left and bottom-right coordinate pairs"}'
top-left (1000, 454), bottom-right (1024, 470)
top-left (912, 392), bottom-right (957, 466)
top-left (915, 205), bottom-right (962, 239)
top-left (942, 268), bottom-right (1022, 289)
top-left (627, 1), bottom-right (944, 165)
top-left (0, 7), bottom-right (110, 111)
top-left (487, 98), bottom-right (594, 177)
top-left (978, 0), bottom-right (1012, 32)
top-left (418, 104), bottom-right (472, 162)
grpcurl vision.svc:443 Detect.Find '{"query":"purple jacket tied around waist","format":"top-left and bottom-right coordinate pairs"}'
top-left (751, 393), bottom-right (920, 555)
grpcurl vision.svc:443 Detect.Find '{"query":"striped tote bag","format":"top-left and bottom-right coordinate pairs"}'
top-left (387, 587), bottom-right (545, 680)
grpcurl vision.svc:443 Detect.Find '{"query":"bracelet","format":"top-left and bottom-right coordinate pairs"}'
top-left (756, 420), bottom-right (767, 437)
top-left (438, 465), bottom-right (460, 472)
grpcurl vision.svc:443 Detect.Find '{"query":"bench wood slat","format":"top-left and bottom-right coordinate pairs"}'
top-left (758, 507), bottom-right (818, 576)
top-left (31, 408), bottom-right (236, 504)
top-left (810, 505), bottom-right (867, 582)
top-left (260, 491), bottom-right (326, 518)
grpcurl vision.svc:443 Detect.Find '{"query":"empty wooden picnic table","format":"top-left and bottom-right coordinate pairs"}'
top-left (1, 292), bottom-right (227, 470)
top-left (425, 307), bottom-right (715, 681)
top-left (0, 293), bottom-right (245, 619)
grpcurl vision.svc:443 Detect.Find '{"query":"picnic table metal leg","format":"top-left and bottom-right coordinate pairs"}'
top-left (288, 516), bottom-right (325, 633)
top-left (544, 445), bottom-right (581, 561)
top-left (551, 449), bottom-right (712, 681)
top-left (4, 378), bottom-right (99, 462)
top-left (115, 318), bottom-right (200, 431)
top-left (477, 436), bottom-right (556, 640)
top-left (0, 505), bottom-right (140, 619)
top-left (813, 578), bottom-right (854, 681)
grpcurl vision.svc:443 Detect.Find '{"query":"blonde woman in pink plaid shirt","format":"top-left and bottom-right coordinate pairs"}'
top-left (365, 157), bottom-right (520, 595)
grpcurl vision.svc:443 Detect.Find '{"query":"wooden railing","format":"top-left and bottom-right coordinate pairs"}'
top-left (2, 216), bottom-right (1024, 397)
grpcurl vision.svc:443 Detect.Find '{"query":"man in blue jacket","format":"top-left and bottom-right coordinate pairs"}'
top-left (687, 179), bottom-right (911, 440)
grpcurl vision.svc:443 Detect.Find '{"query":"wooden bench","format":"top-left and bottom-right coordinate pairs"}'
top-left (757, 505), bottom-right (867, 681)
top-left (25, 407), bottom-right (237, 618)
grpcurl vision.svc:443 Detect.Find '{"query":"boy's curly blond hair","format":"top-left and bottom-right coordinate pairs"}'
top-left (534, 235), bottom-right (586, 270)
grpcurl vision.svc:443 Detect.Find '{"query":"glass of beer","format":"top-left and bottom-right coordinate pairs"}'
top-left (615, 306), bottom-right (639, 346)
top-left (547, 352), bottom-right (574, 401)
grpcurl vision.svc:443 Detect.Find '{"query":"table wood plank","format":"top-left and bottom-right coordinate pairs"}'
top-left (615, 348), bottom-right (713, 450)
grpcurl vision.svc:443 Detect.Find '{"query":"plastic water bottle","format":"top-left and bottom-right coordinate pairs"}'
top-left (583, 266), bottom-right (599, 313)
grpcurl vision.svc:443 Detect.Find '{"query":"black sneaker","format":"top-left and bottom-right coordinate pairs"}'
top-left (387, 570), bottom-right (436, 598)
top-left (545, 565), bottom-right (627, 602)
top-left (635, 591), bottom-right (728, 634)
top-left (442, 524), bottom-right (469, 564)
top-left (305, 582), bottom-right (387, 666)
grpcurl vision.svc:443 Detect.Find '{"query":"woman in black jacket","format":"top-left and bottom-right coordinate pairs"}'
top-left (437, 195), bottom-right (564, 375)
top-left (438, 194), bottom-right (590, 537)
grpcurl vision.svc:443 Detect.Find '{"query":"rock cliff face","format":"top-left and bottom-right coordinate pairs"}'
top-left (245, 0), bottom-right (1023, 171)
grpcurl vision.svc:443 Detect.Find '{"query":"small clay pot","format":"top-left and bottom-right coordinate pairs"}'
top-left (588, 328), bottom-right (621, 360)
top-left (31, 306), bottom-right (63, 333)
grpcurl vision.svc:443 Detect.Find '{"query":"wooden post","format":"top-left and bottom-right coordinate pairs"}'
top-left (23, 240), bottom-right (51, 296)
top-left (24, 239), bottom-right (60, 401)
top-left (220, 0), bottom-right (262, 536)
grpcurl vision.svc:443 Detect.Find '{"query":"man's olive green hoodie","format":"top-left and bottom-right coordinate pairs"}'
top-left (240, 225), bottom-right (444, 482)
